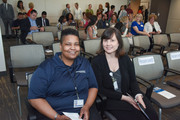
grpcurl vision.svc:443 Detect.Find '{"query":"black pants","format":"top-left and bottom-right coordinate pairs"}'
top-left (34, 104), bottom-right (102, 120)
top-left (2, 19), bottom-right (13, 37)
top-left (108, 97), bottom-right (158, 120)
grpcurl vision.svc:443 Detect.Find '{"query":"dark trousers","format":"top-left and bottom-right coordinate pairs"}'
top-left (2, 19), bottom-right (13, 37)
top-left (34, 104), bottom-right (102, 120)
top-left (108, 97), bottom-right (158, 120)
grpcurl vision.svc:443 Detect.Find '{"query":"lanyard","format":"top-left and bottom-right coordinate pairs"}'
top-left (68, 69), bottom-right (80, 99)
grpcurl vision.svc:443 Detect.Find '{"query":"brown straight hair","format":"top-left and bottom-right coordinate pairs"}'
top-left (97, 28), bottom-right (125, 58)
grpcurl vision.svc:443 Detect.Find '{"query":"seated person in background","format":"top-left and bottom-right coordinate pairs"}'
top-left (12, 12), bottom-right (23, 31)
top-left (120, 16), bottom-right (132, 37)
top-left (110, 14), bottom-right (118, 27)
top-left (92, 27), bottom-right (158, 120)
top-left (102, 13), bottom-right (110, 28)
top-left (144, 14), bottom-right (161, 34)
top-left (96, 13), bottom-right (104, 29)
top-left (36, 11), bottom-right (50, 27)
top-left (85, 15), bottom-right (98, 39)
top-left (66, 13), bottom-right (76, 26)
top-left (86, 4), bottom-right (94, 15)
top-left (79, 12), bottom-right (89, 28)
top-left (57, 15), bottom-right (67, 30)
top-left (28, 28), bottom-right (101, 120)
top-left (131, 14), bottom-right (150, 37)
top-left (20, 10), bottom-right (44, 44)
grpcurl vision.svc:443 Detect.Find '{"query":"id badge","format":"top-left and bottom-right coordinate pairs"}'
top-left (74, 99), bottom-right (84, 108)
top-left (113, 81), bottom-right (118, 90)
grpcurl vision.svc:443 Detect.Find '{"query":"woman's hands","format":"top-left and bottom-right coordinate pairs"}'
top-left (121, 95), bottom-right (146, 110)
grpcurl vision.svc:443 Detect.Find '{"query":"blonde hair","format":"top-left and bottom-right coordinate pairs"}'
top-left (120, 16), bottom-right (128, 23)
top-left (148, 14), bottom-right (157, 21)
top-left (134, 14), bottom-right (143, 22)
top-left (29, 2), bottom-right (34, 9)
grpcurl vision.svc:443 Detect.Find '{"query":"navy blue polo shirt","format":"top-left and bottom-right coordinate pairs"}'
top-left (131, 21), bottom-right (144, 35)
top-left (28, 52), bottom-right (98, 114)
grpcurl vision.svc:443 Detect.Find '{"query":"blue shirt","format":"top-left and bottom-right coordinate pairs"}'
top-left (131, 21), bottom-right (144, 35)
top-left (28, 17), bottom-right (39, 35)
top-left (28, 52), bottom-right (98, 114)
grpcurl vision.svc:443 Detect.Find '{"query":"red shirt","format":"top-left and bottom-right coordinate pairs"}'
top-left (27, 8), bottom-right (33, 16)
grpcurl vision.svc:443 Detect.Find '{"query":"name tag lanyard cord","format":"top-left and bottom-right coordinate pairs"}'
top-left (68, 70), bottom-right (80, 100)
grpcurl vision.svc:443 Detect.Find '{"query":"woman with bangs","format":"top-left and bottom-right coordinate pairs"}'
top-left (92, 28), bottom-right (158, 120)
top-left (131, 14), bottom-right (150, 37)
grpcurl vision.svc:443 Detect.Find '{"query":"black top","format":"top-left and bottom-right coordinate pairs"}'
top-left (92, 54), bottom-right (141, 110)
top-left (111, 69), bottom-right (122, 93)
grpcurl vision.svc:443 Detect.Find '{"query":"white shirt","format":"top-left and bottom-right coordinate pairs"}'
top-left (144, 21), bottom-right (162, 33)
top-left (74, 8), bottom-right (82, 20)
top-left (4, 3), bottom-right (8, 10)
top-left (42, 18), bottom-right (46, 26)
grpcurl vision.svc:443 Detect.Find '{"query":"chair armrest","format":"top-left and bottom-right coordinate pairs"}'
top-left (152, 44), bottom-right (165, 55)
top-left (169, 42), bottom-right (180, 50)
top-left (25, 98), bottom-right (37, 120)
top-left (8, 59), bottom-right (15, 83)
top-left (164, 68), bottom-right (180, 76)
top-left (136, 76), bottom-right (154, 100)
top-left (131, 45), bottom-right (145, 55)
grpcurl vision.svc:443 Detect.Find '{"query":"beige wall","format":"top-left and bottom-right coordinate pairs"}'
top-left (166, 0), bottom-right (180, 33)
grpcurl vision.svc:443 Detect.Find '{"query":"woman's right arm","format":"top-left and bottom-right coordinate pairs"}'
top-left (133, 26), bottom-right (150, 37)
top-left (29, 99), bottom-right (70, 120)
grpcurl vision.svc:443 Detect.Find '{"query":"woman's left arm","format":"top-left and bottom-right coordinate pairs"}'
top-left (79, 88), bottom-right (98, 120)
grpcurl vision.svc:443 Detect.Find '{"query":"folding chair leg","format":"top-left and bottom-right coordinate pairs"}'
top-left (159, 108), bottom-right (162, 120)
top-left (17, 86), bottom-right (22, 117)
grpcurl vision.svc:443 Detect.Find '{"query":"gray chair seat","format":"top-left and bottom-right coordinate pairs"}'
top-left (151, 84), bottom-right (180, 109)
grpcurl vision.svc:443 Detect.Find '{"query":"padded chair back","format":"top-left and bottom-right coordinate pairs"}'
top-left (97, 29), bottom-right (105, 37)
top-left (170, 33), bottom-right (180, 43)
top-left (53, 43), bottom-right (61, 55)
top-left (122, 37), bottom-right (130, 54)
top-left (133, 35), bottom-right (150, 50)
top-left (57, 31), bottom-right (61, 40)
top-left (166, 51), bottom-right (180, 71)
top-left (79, 30), bottom-right (87, 40)
top-left (32, 32), bottom-right (54, 47)
top-left (62, 25), bottom-right (76, 30)
top-left (153, 34), bottom-right (169, 47)
top-left (10, 44), bottom-right (45, 68)
top-left (83, 39), bottom-right (101, 55)
top-left (133, 54), bottom-right (164, 81)
top-left (44, 26), bottom-right (59, 38)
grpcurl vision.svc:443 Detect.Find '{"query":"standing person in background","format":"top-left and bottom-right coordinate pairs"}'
top-left (0, 0), bottom-right (15, 38)
top-left (62, 4), bottom-right (71, 16)
top-left (27, 2), bottom-right (34, 17)
top-left (126, 3), bottom-right (133, 15)
top-left (108, 5), bottom-right (115, 19)
top-left (131, 14), bottom-right (150, 37)
top-left (36, 11), bottom-right (50, 27)
top-left (86, 4), bottom-right (94, 15)
top-left (85, 15), bottom-right (98, 39)
top-left (118, 5), bottom-right (127, 20)
top-left (74, 3), bottom-right (82, 28)
top-left (17, 0), bottom-right (26, 18)
top-left (96, 4), bottom-right (104, 16)
top-left (103, 2), bottom-right (110, 15)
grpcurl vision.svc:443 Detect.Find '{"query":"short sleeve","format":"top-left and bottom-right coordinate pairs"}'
top-left (131, 21), bottom-right (137, 27)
